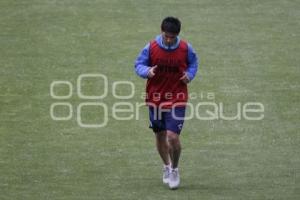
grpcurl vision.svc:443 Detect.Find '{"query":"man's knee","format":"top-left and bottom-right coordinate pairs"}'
top-left (167, 131), bottom-right (180, 146)
top-left (156, 131), bottom-right (167, 142)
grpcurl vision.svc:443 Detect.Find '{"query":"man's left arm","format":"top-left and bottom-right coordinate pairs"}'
top-left (185, 43), bottom-right (199, 82)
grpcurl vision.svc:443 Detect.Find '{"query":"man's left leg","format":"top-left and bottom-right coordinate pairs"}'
top-left (167, 131), bottom-right (181, 189)
top-left (165, 106), bottom-right (185, 189)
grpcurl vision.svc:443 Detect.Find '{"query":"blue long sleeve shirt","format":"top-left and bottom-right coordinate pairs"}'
top-left (135, 35), bottom-right (199, 81)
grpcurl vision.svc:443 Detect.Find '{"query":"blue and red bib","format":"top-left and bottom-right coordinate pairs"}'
top-left (146, 40), bottom-right (188, 108)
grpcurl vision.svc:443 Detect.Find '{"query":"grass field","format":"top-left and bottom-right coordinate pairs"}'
top-left (0, 0), bottom-right (299, 199)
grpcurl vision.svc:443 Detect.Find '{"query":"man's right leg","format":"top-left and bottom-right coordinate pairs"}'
top-left (155, 131), bottom-right (170, 165)
top-left (149, 106), bottom-right (171, 184)
top-left (155, 131), bottom-right (171, 184)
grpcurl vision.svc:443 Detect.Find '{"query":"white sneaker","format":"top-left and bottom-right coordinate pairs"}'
top-left (162, 165), bottom-right (171, 184)
top-left (168, 168), bottom-right (180, 189)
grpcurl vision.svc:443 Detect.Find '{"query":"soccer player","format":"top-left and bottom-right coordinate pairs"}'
top-left (134, 16), bottom-right (198, 189)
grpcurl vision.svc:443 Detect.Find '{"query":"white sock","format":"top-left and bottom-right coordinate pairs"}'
top-left (164, 164), bottom-right (171, 169)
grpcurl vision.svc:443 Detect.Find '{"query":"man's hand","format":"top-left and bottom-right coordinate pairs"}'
top-left (180, 72), bottom-right (190, 84)
top-left (147, 65), bottom-right (158, 78)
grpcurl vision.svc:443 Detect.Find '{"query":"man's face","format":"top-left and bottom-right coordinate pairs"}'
top-left (162, 31), bottom-right (178, 46)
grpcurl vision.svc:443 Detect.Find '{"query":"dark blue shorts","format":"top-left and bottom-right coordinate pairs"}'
top-left (149, 106), bottom-right (186, 134)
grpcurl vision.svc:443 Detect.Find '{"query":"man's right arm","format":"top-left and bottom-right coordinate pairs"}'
top-left (134, 43), bottom-right (150, 79)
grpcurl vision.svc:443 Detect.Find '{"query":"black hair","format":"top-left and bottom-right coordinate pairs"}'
top-left (161, 16), bottom-right (181, 34)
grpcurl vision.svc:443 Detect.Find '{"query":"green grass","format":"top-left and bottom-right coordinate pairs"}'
top-left (0, 0), bottom-right (299, 199)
